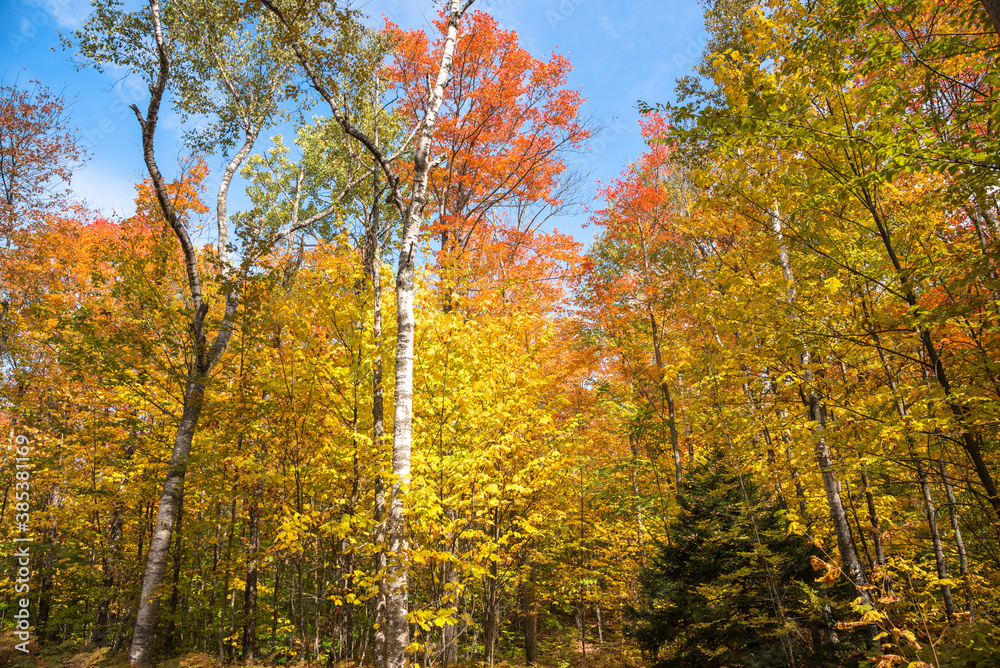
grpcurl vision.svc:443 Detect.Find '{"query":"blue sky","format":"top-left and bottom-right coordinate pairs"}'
top-left (0, 0), bottom-right (707, 245)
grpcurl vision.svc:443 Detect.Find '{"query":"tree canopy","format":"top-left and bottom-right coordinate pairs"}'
top-left (3, 1), bottom-right (1000, 667)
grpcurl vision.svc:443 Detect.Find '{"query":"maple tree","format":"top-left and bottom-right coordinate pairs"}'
top-left (0, 81), bottom-right (84, 248)
top-left (387, 10), bottom-right (589, 307)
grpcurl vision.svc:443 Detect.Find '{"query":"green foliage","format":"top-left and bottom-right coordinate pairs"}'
top-left (633, 454), bottom-right (864, 667)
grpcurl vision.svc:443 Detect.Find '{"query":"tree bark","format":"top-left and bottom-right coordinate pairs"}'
top-left (981, 0), bottom-right (1000, 36)
top-left (917, 460), bottom-right (955, 619)
top-left (521, 545), bottom-right (537, 666)
top-left (629, 435), bottom-right (645, 566)
top-left (769, 206), bottom-right (871, 606)
top-left (368, 152), bottom-right (389, 668)
top-left (441, 558), bottom-right (458, 667)
top-left (165, 494), bottom-right (185, 656)
top-left (939, 457), bottom-right (974, 618)
top-left (385, 6), bottom-right (469, 665)
top-left (844, 480), bottom-right (873, 572)
top-left (243, 490), bottom-right (260, 664)
top-left (131, 386), bottom-right (206, 666)
top-left (861, 469), bottom-right (886, 569)
top-left (270, 562), bottom-right (281, 656)
top-left (93, 501), bottom-right (124, 647)
top-left (484, 558), bottom-right (500, 666)
top-left (641, 215), bottom-right (682, 491)
top-left (220, 498), bottom-right (237, 666)
top-left (595, 599), bottom-right (603, 644)
top-left (37, 486), bottom-right (60, 641)
top-left (647, 312), bottom-right (682, 491)
top-left (810, 393), bottom-right (871, 606)
top-left (262, 4), bottom-right (475, 664)
top-left (126, 0), bottom-right (247, 661)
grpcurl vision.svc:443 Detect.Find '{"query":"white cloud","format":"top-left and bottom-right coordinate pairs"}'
top-left (25, 0), bottom-right (91, 30)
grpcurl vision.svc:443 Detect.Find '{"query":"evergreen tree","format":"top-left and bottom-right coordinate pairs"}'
top-left (633, 454), bottom-right (864, 667)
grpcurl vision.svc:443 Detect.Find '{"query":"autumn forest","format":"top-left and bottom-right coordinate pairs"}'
top-left (3, 1), bottom-right (1000, 667)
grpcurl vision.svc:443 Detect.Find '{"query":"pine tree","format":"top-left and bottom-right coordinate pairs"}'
top-left (633, 454), bottom-right (864, 667)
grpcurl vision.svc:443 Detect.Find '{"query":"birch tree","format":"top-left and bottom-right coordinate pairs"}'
top-left (260, 2), bottom-right (476, 665)
top-left (70, 0), bottom-right (352, 662)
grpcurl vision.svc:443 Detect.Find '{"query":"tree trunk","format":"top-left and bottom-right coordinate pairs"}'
top-left (37, 488), bottom-right (59, 642)
top-left (861, 470), bottom-right (885, 566)
top-left (295, 557), bottom-right (306, 660)
top-left (648, 311), bottom-right (682, 492)
top-left (576, 600), bottom-right (586, 660)
top-left (981, 0), bottom-right (1000, 36)
top-left (262, 4), bottom-right (475, 665)
top-left (595, 599), bottom-right (603, 644)
top-left (663, 382), bottom-right (682, 492)
top-left (521, 549), bottom-right (537, 666)
top-left (386, 211), bottom-right (417, 668)
top-left (939, 457), bottom-right (974, 618)
top-left (126, 0), bottom-right (244, 657)
top-left (769, 206), bottom-right (870, 606)
top-left (441, 558), bottom-right (458, 667)
top-left (165, 494), bottom-right (184, 656)
top-left (93, 501), bottom-right (124, 647)
top-left (917, 459), bottom-right (955, 619)
top-left (220, 498), bottom-right (237, 667)
top-left (484, 562), bottom-right (500, 667)
top-left (385, 7), bottom-right (468, 665)
top-left (811, 394), bottom-right (871, 605)
top-left (243, 491), bottom-right (260, 664)
top-left (130, 383), bottom-right (206, 665)
top-left (629, 435), bottom-right (645, 566)
top-left (368, 156), bottom-right (389, 668)
top-left (270, 562), bottom-right (281, 656)
top-left (843, 481), bottom-right (872, 572)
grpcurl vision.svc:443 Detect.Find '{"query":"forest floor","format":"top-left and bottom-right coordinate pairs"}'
top-left (0, 630), bottom-right (644, 668)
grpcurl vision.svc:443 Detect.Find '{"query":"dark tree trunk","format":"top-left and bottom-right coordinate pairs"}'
top-left (861, 470), bottom-right (886, 569)
top-left (165, 494), bottom-right (185, 656)
top-left (243, 491), bottom-right (261, 664)
top-left (270, 561), bottom-right (281, 655)
top-left (220, 498), bottom-right (237, 665)
top-left (368, 163), bottom-right (389, 668)
top-left (484, 564), bottom-right (500, 666)
top-left (521, 559), bottom-right (537, 666)
top-left (918, 460), bottom-right (955, 619)
top-left (37, 485), bottom-right (61, 642)
top-left (37, 530), bottom-right (55, 640)
top-left (93, 503), bottom-right (124, 646)
top-left (441, 557), bottom-right (458, 667)
top-left (981, 0), bottom-right (1000, 36)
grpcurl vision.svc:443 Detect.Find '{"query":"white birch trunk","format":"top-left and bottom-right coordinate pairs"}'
top-left (386, 5), bottom-right (469, 665)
